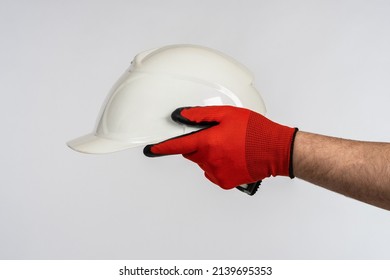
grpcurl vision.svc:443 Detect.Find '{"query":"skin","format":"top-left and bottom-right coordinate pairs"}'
top-left (293, 131), bottom-right (390, 211)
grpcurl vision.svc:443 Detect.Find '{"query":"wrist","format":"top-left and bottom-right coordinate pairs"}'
top-left (246, 112), bottom-right (298, 180)
top-left (289, 128), bottom-right (299, 178)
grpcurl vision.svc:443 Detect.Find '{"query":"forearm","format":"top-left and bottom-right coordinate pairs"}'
top-left (293, 131), bottom-right (390, 210)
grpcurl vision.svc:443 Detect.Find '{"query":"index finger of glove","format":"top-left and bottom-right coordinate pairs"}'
top-left (143, 130), bottom-right (202, 157)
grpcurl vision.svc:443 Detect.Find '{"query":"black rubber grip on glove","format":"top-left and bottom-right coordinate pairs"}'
top-left (171, 107), bottom-right (219, 127)
top-left (143, 107), bottom-right (218, 157)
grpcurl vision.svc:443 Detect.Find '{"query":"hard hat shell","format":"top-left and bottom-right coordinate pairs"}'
top-left (67, 45), bottom-right (266, 154)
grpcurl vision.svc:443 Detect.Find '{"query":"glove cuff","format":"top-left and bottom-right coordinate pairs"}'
top-left (289, 128), bottom-right (299, 178)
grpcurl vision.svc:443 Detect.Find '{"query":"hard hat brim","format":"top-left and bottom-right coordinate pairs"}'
top-left (67, 133), bottom-right (141, 154)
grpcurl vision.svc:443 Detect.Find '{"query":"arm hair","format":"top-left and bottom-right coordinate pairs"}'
top-left (293, 131), bottom-right (390, 211)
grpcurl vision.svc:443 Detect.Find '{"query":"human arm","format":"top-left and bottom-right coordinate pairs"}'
top-left (144, 106), bottom-right (390, 211)
top-left (293, 131), bottom-right (390, 211)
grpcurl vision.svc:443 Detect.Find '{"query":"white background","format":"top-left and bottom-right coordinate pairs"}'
top-left (1, 0), bottom-right (390, 259)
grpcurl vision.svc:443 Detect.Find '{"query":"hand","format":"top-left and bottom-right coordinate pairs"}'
top-left (144, 106), bottom-right (298, 189)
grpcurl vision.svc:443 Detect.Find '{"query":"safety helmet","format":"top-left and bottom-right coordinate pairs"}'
top-left (67, 44), bottom-right (266, 154)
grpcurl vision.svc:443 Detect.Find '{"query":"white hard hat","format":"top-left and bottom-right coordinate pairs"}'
top-left (67, 44), bottom-right (266, 154)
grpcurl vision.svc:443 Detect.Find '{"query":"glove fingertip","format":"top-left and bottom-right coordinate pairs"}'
top-left (172, 106), bottom-right (219, 127)
top-left (143, 144), bottom-right (160, 157)
top-left (171, 107), bottom-right (194, 125)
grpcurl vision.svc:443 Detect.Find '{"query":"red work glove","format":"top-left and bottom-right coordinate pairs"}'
top-left (144, 106), bottom-right (298, 190)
